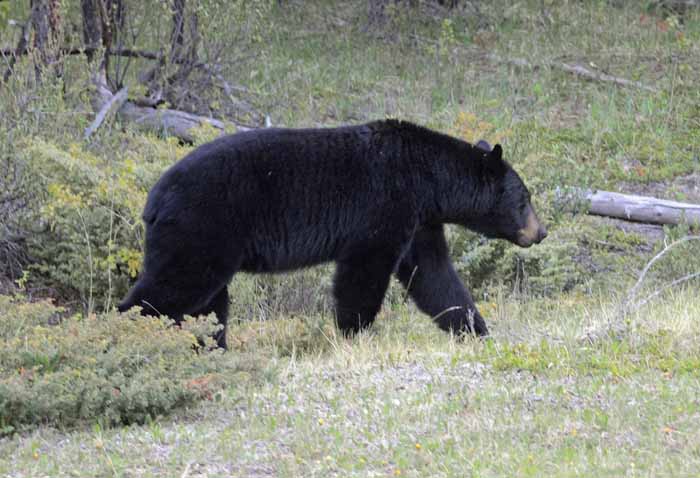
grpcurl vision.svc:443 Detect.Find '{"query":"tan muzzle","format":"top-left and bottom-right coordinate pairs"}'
top-left (517, 206), bottom-right (547, 247)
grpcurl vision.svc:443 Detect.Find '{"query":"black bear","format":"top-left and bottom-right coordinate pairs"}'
top-left (118, 120), bottom-right (546, 348)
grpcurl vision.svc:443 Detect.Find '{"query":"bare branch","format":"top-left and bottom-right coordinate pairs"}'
top-left (82, 46), bottom-right (160, 60)
top-left (170, 0), bottom-right (187, 63)
top-left (623, 236), bottom-right (700, 315)
top-left (0, 45), bottom-right (213, 68)
top-left (632, 271), bottom-right (700, 312)
top-left (84, 86), bottom-right (129, 139)
top-left (485, 54), bottom-right (659, 94)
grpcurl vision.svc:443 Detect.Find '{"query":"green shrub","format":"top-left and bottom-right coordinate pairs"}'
top-left (18, 135), bottom-right (189, 311)
top-left (450, 225), bottom-right (588, 298)
top-left (0, 295), bottom-right (233, 436)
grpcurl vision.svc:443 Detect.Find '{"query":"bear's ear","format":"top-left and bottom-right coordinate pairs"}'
top-left (491, 144), bottom-right (503, 161)
top-left (475, 139), bottom-right (492, 152)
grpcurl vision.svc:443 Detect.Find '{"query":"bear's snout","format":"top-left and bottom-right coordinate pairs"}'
top-left (516, 205), bottom-right (546, 248)
top-left (536, 225), bottom-right (548, 243)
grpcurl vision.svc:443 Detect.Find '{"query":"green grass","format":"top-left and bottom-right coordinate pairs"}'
top-left (245, 0), bottom-right (700, 184)
top-left (2, 289), bottom-right (699, 477)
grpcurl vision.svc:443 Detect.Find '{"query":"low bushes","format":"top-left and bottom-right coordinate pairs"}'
top-left (0, 295), bottom-right (233, 435)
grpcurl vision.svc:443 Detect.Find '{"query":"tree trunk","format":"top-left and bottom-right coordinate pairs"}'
top-left (30, 0), bottom-right (62, 80)
top-left (2, 17), bottom-right (32, 83)
top-left (167, 0), bottom-right (199, 86)
top-left (170, 0), bottom-right (187, 62)
top-left (80, 0), bottom-right (102, 62)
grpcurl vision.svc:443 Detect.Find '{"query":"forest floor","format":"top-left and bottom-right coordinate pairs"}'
top-left (3, 291), bottom-right (700, 477)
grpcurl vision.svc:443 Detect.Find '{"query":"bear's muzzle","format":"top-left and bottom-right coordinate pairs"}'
top-left (516, 206), bottom-right (547, 248)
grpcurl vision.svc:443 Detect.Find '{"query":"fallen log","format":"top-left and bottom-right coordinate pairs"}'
top-left (586, 190), bottom-right (700, 226)
top-left (556, 62), bottom-right (659, 94)
top-left (118, 101), bottom-right (229, 143)
top-left (91, 79), bottom-right (251, 143)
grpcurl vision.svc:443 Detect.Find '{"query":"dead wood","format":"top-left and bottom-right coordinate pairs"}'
top-left (558, 188), bottom-right (700, 226)
top-left (586, 190), bottom-right (700, 226)
top-left (84, 86), bottom-right (129, 139)
top-left (409, 33), bottom-right (659, 93)
top-left (486, 54), bottom-right (659, 93)
top-left (90, 78), bottom-right (251, 143)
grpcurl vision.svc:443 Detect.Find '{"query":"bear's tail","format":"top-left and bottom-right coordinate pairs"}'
top-left (117, 297), bottom-right (134, 313)
top-left (117, 278), bottom-right (155, 314)
top-left (142, 201), bottom-right (158, 225)
top-left (117, 291), bottom-right (138, 313)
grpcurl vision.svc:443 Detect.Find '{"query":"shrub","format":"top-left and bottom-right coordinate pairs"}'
top-left (0, 295), bottom-right (233, 436)
top-left (0, 126), bottom-right (38, 288)
top-left (18, 135), bottom-right (189, 311)
top-left (450, 226), bottom-right (586, 298)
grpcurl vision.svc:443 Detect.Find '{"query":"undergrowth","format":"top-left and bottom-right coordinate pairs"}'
top-left (0, 295), bottom-right (235, 436)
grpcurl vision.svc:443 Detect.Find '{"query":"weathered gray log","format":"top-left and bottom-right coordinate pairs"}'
top-left (586, 190), bottom-right (700, 226)
top-left (117, 101), bottom-right (229, 143)
top-left (557, 63), bottom-right (659, 94)
top-left (91, 79), bottom-right (250, 143)
top-left (408, 34), bottom-right (660, 94)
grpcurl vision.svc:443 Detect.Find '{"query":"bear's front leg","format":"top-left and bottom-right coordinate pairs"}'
top-left (396, 225), bottom-right (488, 337)
top-left (333, 249), bottom-right (400, 336)
top-left (189, 287), bottom-right (230, 349)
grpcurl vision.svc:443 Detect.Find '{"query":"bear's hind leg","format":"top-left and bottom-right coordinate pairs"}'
top-left (190, 286), bottom-right (230, 349)
top-left (118, 267), bottom-right (234, 334)
top-left (117, 276), bottom-right (164, 316)
top-left (333, 251), bottom-right (398, 336)
top-left (396, 225), bottom-right (488, 337)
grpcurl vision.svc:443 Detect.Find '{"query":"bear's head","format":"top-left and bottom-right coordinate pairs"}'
top-left (463, 143), bottom-right (547, 248)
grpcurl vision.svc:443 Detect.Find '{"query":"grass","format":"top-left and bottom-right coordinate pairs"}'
top-left (2, 0), bottom-right (700, 476)
top-left (2, 288), bottom-right (699, 477)
top-left (248, 0), bottom-right (700, 183)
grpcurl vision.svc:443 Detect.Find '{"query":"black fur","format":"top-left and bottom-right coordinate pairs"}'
top-left (118, 120), bottom-right (542, 348)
